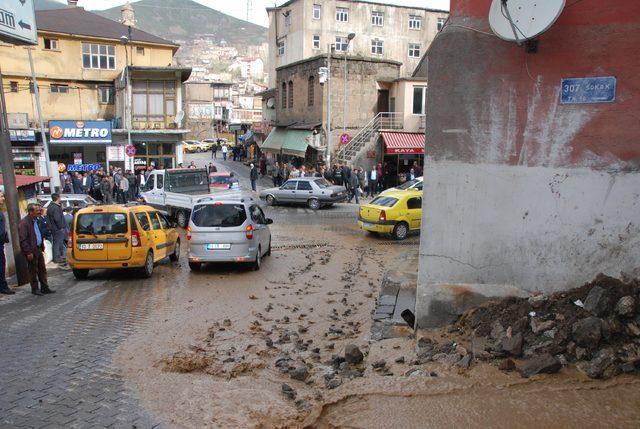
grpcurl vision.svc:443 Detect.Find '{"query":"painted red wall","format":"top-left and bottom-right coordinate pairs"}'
top-left (426, 0), bottom-right (640, 168)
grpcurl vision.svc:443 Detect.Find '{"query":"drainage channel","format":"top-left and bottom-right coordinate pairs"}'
top-left (272, 242), bottom-right (333, 250)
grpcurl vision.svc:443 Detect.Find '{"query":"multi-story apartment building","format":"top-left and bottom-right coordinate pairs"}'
top-left (266, 0), bottom-right (448, 87)
top-left (184, 82), bottom-right (234, 139)
top-left (2, 4), bottom-right (191, 174)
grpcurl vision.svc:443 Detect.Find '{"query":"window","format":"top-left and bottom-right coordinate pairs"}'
top-left (407, 197), bottom-right (422, 210)
top-left (336, 7), bottom-right (348, 22)
top-left (408, 43), bottom-right (421, 58)
top-left (9, 81), bottom-right (18, 93)
top-left (136, 46), bottom-right (145, 55)
top-left (76, 213), bottom-right (128, 235)
top-left (282, 181), bottom-right (297, 190)
top-left (149, 212), bottom-right (161, 230)
top-left (156, 174), bottom-right (164, 189)
top-left (313, 4), bottom-right (321, 20)
top-left (312, 35), bottom-right (320, 50)
top-left (437, 17), bottom-right (446, 31)
top-left (409, 15), bottom-right (422, 30)
top-left (297, 181), bottom-right (312, 191)
top-left (43, 38), bottom-right (58, 50)
top-left (277, 40), bottom-right (285, 56)
top-left (335, 36), bottom-right (349, 52)
top-left (98, 86), bottom-right (114, 104)
top-left (135, 213), bottom-right (151, 231)
top-left (29, 82), bottom-right (35, 93)
top-left (50, 84), bottom-right (69, 94)
top-left (412, 86), bottom-right (427, 115)
top-left (157, 213), bottom-right (169, 229)
top-left (371, 11), bottom-right (384, 26)
top-left (284, 10), bottom-right (291, 27)
top-left (191, 204), bottom-right (247, 227)
top-left (308, 76), bottom-right (315, 106)
top-left (371, 39), bottom-right (384, 56)
top-left (281, 82), bottom-right (287, 108)
top-left (132, 80), bottom-right (176, 122)
top-left (249, 205), bottom-right (267, 224)
top-left (82, 43), bottom-right (116, 70)
top-left (370, 196), bottom-right (398, 208)
top-left (288, 81), bottom-right (293, 108)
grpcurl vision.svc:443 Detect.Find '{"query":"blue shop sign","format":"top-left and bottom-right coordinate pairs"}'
top-left (49, 120), bottom-right (112, 144)
top-left (560, 77), bottom-right (616, 105)
top-left (67, 163), bottom-right (102, 172)
top-left (9, 129), bottom-right (36, 142)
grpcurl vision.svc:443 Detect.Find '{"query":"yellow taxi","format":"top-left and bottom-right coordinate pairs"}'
top-left (67, 204), bottom-right (180, 280)
top-left (357, 190), bottom-right (422, 240)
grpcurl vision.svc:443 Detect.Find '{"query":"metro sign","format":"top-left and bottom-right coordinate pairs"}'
top-left (49, 120), bottom-right (112, 144)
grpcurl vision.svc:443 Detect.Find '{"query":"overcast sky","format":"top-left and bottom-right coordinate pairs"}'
top-left (73, 0), bottom-right (450, 27)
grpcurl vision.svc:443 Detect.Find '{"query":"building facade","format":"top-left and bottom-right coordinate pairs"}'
top-left (184, 82), bottom-right (234, 140)
top-left (1, 5), bottom-right (190, 174)
top-left (415, 0), bottom-right (640, 328)
top-left (266, 0), bottom-right (448, 88)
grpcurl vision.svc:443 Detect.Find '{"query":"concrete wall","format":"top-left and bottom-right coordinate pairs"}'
top-left (416, 0), bottom-right (640, 327)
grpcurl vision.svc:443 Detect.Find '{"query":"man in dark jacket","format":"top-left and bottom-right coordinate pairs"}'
top-left (249, 163), bottom-right (259, 192)
top-left (72, 172), bottom-right (83, 194)
top-left (19, 204), bottom-right (54, 296)
top-left (46, 193), bottom-right (68, 267)
top-left (0, 191), bottom-right (15, 295)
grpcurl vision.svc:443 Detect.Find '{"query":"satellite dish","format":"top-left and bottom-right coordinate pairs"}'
top-left (489, 0), bottom-right (565, 43)
top-left (266, 98), bottom-right (275, 108)
top-left (174, 110), bottom-right (185, 126)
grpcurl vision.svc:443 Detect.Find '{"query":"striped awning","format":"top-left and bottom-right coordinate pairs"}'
top-left (381, 132), bottom-right (425, 155)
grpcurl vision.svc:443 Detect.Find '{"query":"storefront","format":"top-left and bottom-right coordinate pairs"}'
top-left (48, 120), bottom-right (114, 171)
top-left (260, 126), bottom-right (320, 167)
top-left (10, 129), bottom-right (44, 176)
top-left (380, 132), bottom-right (425, 186)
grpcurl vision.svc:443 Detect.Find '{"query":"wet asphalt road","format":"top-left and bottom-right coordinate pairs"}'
top-left (0, 156), bottom-right (364, 428)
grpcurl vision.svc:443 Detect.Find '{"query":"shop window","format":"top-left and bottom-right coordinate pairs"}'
top-left (409, 15), bottom-right (422, 30)
top-left (98, 86), bottom-right (114, 104)
top-left (308, 76), bottom-right (315, 107)
top-left (412, 86), bottom-right (427, 115)
top-left (288, 81), bottom-right (293, 109)
top-left (44, 38), bottom-right (59, 50)
top-left (10, 81), bottom-right (18, 92)
top-left (82, 43), bottom-right (115, 70)
top-left (50, 84), bottom-right (69, 94)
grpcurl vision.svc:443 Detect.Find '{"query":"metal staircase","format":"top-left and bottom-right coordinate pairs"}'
top-left (336, 112), bottom-right (403, 164)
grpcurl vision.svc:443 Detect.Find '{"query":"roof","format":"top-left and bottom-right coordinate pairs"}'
top-left (35, 8), bottom-right (178, 48)
top-left (268, 0), bottom-right (448, 14)
top-left (276, 54), bottom-right (401, 71)
top-left (261, 127), bottom-right (312, 157)
top-left (0, 175), bottom-right (49, 188)
top-left (126, 66), bottom-right (192, 82)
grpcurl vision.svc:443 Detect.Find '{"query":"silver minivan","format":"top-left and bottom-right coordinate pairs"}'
top-left (187, 194), bottom-right (272, 271)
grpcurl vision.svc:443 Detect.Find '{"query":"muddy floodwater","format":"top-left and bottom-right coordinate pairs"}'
top-left (115, 221), bottom-right (640, 428)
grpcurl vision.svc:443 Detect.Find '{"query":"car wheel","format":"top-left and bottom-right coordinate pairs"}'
top-left (308, 198), bottom-right (320, 210)
top-left (72, 269), bottom-right (89, 280)
top-left (142, 251), bottom-right (154, 278)
top-left (169, 239), bottom-right (180, 262)
top-left (176, 210), bottom-right (188, 228)
top-left (189, 262), bottom-right (202, 271)
top-left (266, 195), bottom-right (276, 206)
top-left (392, 222), bottom-right (409, 241)
top-left (252, 246), bottom-right (262, 271)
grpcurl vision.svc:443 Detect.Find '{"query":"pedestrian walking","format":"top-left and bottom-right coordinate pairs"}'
top-left (250, 163), bottom-right (259, 192)
top-left (19, 204), bottom-right (55, 296)
top-left (101, 176), bottom-right (114, 204)
top-left (72, 172), bottom-right (82, 194)
top-left (271, 162), bottom-right (280, 186)
top-left (368, 168), bottom-right (378, 198)
top-left (46, 193), bottom-right (68, 268)
top-left (127, 170), bottom-right (136, 201)
top-left (221, 144), bottom-right (228, 161)
top-left (0, 191), bottom-right (15, 295)
top-left (348, 168), bottom-right (360, 204)
top-left (212, 144), bottom-right (218, 159)
top-left (119, 173), bottom-right (129, 204)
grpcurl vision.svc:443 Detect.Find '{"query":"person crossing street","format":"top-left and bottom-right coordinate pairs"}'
top-left (19, 204), bottom-right (54, 296)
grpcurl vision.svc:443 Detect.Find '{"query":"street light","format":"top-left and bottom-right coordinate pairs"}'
top-left (120, 34), bottom-right (132, 172)
top-left (343, 33), bottom-right (356, 135)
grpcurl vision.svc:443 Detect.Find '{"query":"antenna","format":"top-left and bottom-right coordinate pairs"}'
top-left (489, 0), bottom-right (566, 44)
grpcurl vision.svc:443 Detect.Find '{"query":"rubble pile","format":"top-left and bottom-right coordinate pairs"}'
top-left (430, 274), bottom-right (640, 379)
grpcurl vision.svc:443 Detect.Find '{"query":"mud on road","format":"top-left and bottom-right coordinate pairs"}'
top-left (115, 217), bottom-right (640, 428)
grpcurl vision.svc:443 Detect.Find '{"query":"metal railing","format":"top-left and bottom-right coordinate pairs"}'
top-left (336, 112), bottom-right (403, 163)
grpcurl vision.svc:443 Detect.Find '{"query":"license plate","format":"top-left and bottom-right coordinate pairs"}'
top-left (78, 243), bottom-right (104, 250)
top-left (362, 222), bottom-right (374, 228)
top-left (206, 243), bottom-right (230, 250)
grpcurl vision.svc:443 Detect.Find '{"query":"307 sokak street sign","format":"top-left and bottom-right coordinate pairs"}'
top-left (0, 0), bottom-right (37, 46)
top-left (560, 77), bottom-right (617, 104)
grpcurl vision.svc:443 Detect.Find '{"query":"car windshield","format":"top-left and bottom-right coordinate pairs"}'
top-left (397, 178), bottom-right (420, 190)
top-left (314, 179), bottom-right (331, 188)
top-left (210, 176), bottom-right (231, 185)
top-left (370, 196), bottom-right (399, 208)
top-left (191, 204), bottom-right (247, 227)
top-left (76, 213), bottom-right (128, 235)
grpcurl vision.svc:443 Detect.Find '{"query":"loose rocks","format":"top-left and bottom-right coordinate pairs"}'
top-left (572, 317), bottom-right (602, 349)
top-left (344, 344), bottom-right (364, 364)
top-left (519, 354), bottom-right (562, 378)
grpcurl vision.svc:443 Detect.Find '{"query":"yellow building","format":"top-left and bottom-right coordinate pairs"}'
top-left (1, 5), bottom-right (191, 175)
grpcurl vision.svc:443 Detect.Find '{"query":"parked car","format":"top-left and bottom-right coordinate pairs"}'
top-left (380, 176), bottom-right (423, 196)
top-left (259, 178), bottom-right (348, 210)
top-left (209, 172), bottom-right (240, 190)
top-left (187, 194), bottom-right (272, 271)
top-left (39, 194), bottom-right (98, 213)
top-left (140, 168), bottom-right (211, 228)
top-left (182, 140), bottom-right (204, 153)
top-left (357, 191), bottom-right (422, 240)
top-left (67, 203), bottom-right (180, 280)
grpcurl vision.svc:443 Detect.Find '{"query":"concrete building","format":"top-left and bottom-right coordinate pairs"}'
top-left (1, 4), bottom-right (190, 173)
top-left (184, 82), bottom-right (233, 140)
top-left (266, 0), bottom-right (448, 87)
top-left (229, 57), bottom-right (265, 82)
top-left (415, 0), bottom-right (640, 328)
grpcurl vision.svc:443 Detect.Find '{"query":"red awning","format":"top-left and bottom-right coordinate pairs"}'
top-left (381, 132), bottom-right (425, 155)
top-left (0, 175), bottom-right (49, 188)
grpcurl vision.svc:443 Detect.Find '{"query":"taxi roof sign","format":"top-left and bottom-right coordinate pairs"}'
top-left (0, 0), bottom-right (38, 46)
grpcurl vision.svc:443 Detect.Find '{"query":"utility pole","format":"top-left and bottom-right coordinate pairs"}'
top-left (0, 65), bottom-right (29, 285)
top-left (27, 48), bottom-right (51, 179)
top-left (343, 33), bottom-right (356, 135)
top-left (325, 44), bottom-right (333, 167)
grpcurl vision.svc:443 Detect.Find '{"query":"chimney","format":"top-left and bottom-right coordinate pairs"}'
top-left (67, 0), bottom-right (78, 5)
top-left (121, 1), bottom-right (136, 27)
